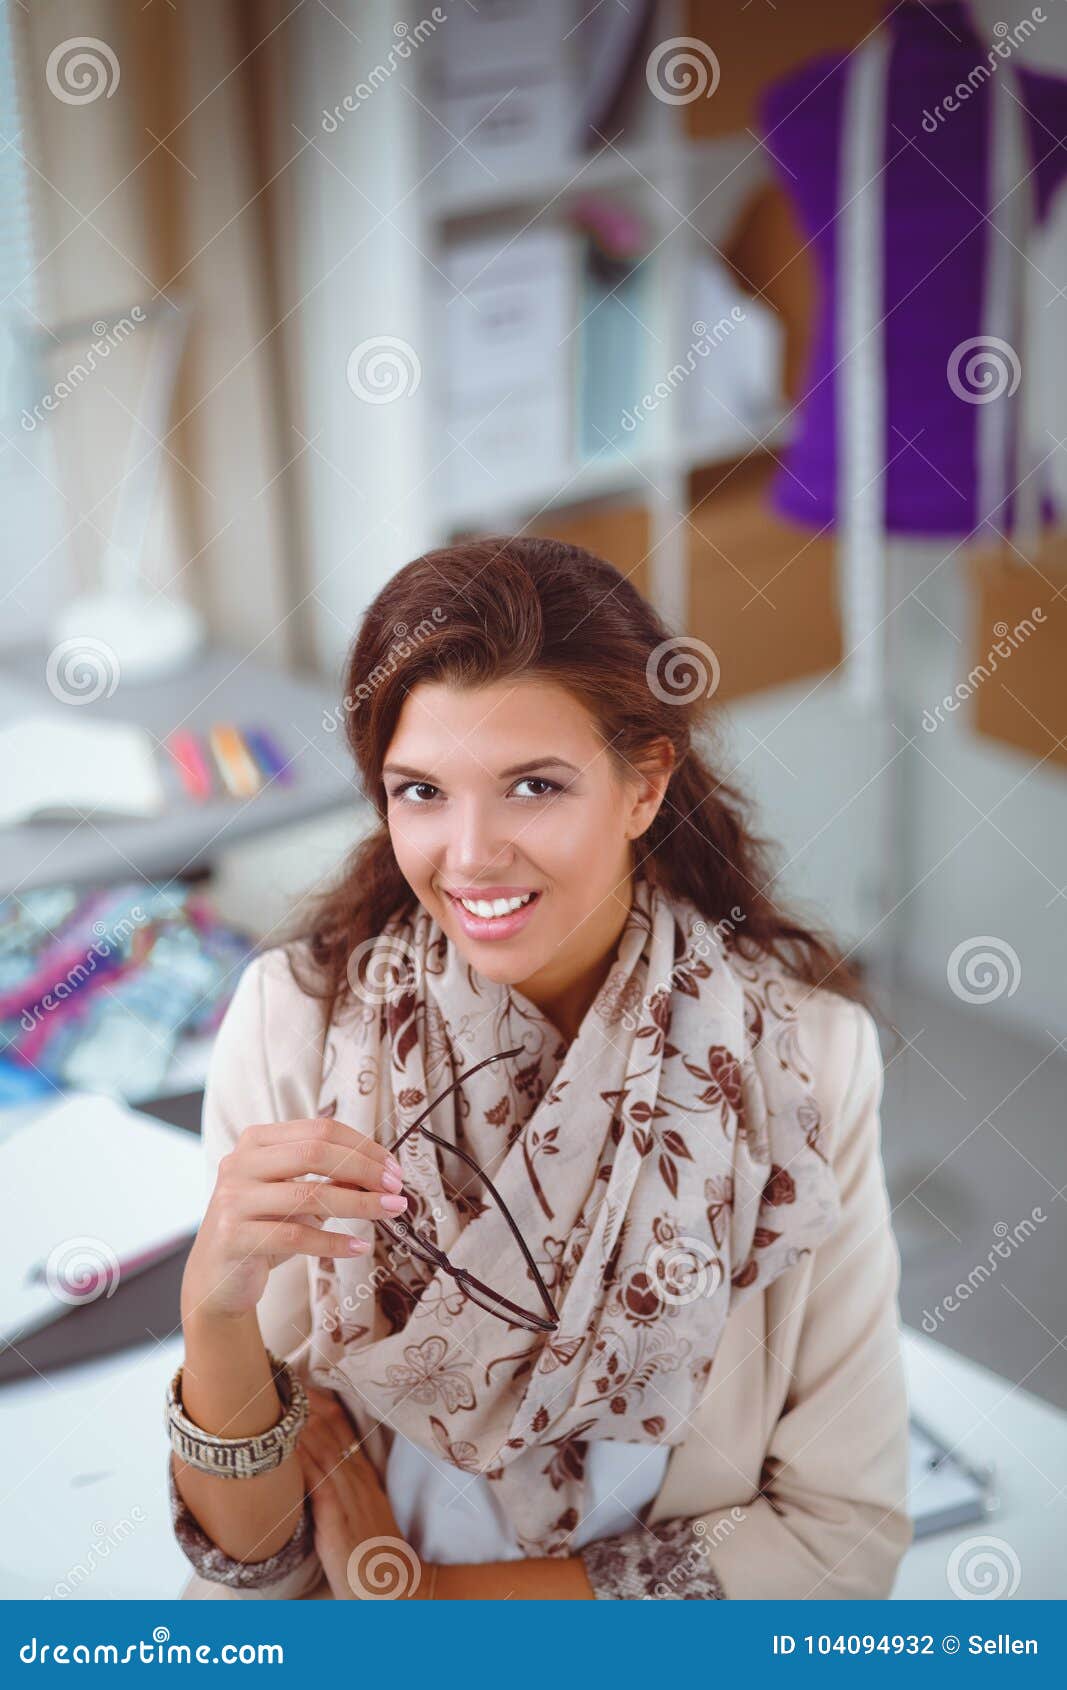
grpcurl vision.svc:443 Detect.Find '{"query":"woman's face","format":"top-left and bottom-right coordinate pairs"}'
top-left (382, 678), bottom-right (670, 1011)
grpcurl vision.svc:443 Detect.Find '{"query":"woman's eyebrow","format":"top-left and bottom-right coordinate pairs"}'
top-left (383, 757), bottom-right (581, 780)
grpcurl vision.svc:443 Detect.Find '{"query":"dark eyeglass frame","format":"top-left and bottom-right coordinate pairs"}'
top-left (375, 1046), bottom-right (560, 1333)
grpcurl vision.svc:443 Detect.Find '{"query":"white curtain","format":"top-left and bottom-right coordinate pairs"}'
top-left (7, 0), bottom-right (302, 658)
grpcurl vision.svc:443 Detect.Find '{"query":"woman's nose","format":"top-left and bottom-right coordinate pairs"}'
top-left (446, 800), bottom-right (514, 877)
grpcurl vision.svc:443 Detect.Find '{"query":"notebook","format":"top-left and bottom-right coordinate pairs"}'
top-left (0, 1091), bottom-right (204, 1350)
top-left (0, 714), bottom-right (165, 825)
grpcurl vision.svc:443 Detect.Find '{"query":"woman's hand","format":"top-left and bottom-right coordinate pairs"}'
top-left (297, 1386), bottom-right (433, 1600)
top-left (181, 1118), bottom-right (407, 1323)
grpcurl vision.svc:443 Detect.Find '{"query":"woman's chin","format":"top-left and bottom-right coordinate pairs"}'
top-left (456, 944), bottom-right (543, 986)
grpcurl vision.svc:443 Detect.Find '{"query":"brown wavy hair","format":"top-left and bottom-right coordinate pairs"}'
top-left (279, 534), bottom-right (877, 1031)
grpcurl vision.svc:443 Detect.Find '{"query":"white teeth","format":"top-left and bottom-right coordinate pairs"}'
top-left (459, 893), bottom-right (535, 918)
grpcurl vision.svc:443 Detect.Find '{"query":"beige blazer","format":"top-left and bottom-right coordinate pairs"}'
top-left (178, 945), bottom-right (913, 1600)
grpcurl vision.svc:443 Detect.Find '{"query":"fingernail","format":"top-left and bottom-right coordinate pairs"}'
top-left (347, 1238), bottom-right (370, 1253)
top-left (385, 1154), bottom-right (403, 1176)
top-left (381, 1169), bottom-right (404, 1193)
top-left (380, 1193), bottom-right (408, 1214)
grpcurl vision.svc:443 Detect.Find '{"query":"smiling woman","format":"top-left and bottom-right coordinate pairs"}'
top-left (170, 534), bottom-right (911, 1601)
top-left (379, 673), bottom-right (674, 1045)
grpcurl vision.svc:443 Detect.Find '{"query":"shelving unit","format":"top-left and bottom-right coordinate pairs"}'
top-left (294, 0), bottom-right (784, 654)
top-left (421, 1), bottom-right (785, 636)
top-left (291, 1), bottom-right (887, 962)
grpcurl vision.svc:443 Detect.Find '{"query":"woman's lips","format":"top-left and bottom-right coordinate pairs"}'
top-left (445, 889), bottom-right (543, 941)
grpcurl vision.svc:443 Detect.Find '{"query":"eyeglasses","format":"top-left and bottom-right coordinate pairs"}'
top-left (375, 1046), bottom-right (560, 1333)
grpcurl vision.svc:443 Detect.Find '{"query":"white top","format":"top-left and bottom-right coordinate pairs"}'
top-left (387, 1434), bottom-right (671, 1565)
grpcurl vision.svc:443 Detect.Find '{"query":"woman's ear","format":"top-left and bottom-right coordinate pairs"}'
top-left (625, 737), bottom-right (675, 837)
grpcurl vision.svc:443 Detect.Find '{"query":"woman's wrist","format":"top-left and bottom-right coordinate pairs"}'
top-left (170, 1308), bottom-right (306, 1565)
top-left (180, 1237), bottom-right (256, 1329)
top-left (431, 1555), bottom-right (592, 1599)
top-left (178, 1307), bottom-right (282, 1439)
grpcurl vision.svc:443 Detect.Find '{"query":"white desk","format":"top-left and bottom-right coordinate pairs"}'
top-left (895, 1329), bottom-right (1067, 1600)
top-left (0, 1327), bottom-right (1063, 1599)
top-left (0, 1335), bottom-right (189, 1599)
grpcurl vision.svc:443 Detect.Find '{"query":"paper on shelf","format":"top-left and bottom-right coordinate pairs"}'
top-left (0, 714), bottom-right (165, 825)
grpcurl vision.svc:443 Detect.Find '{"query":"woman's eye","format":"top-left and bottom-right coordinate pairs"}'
top-left (389, 777), bottom-right (561, 803)
top-left (391, 781), bottom-right (439, 803)
top-left (513, 777), bottom-right (561, 799)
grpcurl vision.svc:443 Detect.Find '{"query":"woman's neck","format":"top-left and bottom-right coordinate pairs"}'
top-left (514, 872), bottom-right (635, 1045)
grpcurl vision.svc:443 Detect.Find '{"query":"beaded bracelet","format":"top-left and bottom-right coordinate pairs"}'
top-left (165, 1349), bottom-right (308, 1478)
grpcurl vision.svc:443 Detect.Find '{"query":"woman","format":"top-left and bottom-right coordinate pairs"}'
top-left (169, 535), bottom-right (912, 1601)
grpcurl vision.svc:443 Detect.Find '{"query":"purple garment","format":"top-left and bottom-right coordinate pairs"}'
top-left (759, 1), bottom-right (1067, 537)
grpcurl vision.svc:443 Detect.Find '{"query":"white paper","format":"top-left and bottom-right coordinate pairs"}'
top-left (0, 714), bottom-right (165, 824)
top-left (0, 1092), bottom-right (204, 1348)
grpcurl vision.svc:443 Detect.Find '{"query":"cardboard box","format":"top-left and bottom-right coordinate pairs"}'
top-left (968, 539), bottom-right (1067, 771)
top-left (426, 0), bottom-right (567, 91)
top-left (687, 455), bottom-right (841, 700)
top-left (435, 74), bottom-right (576, 201)
top-left (680, 0), bottom-right (884, 137)
top-left (529, 461), bottom-right (842, 704)
top-left (441, 230), bottom-right (576, 405)
top-left (433, 384), bottom-right (574, 526)
top-left (721, 182), bottom-right (813, 407)
top-left (527, 500), bottom-right (653, 603)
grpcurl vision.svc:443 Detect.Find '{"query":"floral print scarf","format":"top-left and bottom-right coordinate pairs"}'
top-left (304, 870), bottom-right (840, 1558)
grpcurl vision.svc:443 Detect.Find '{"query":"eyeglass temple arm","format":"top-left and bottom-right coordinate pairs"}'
top-left (417, 1123), bottom-right (560, 1324)
top-left (384, 1044), bottom-right (558, 1324)
top-left (387, 1046), bottom-right (526, 1150)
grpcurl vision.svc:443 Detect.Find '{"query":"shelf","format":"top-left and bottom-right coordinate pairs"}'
top-left (681, 409), bottom-right (792, 475)
top-left (438, 409), bottom-right (792, 533)
top-left (431, 139), bottom-right (669, 223)
top-left (440, 444), bottom-right (656, 532)
top-left (296, 0), bottom-right (791, 658)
